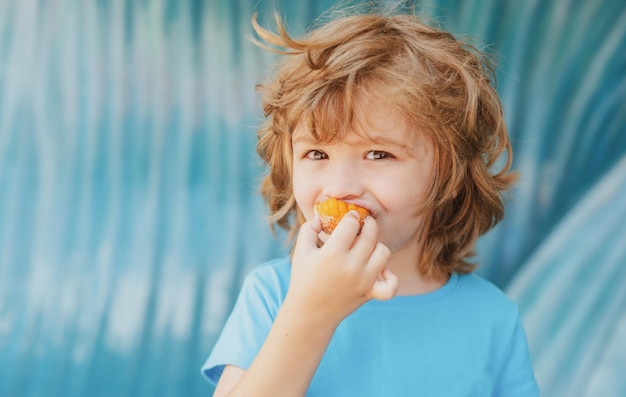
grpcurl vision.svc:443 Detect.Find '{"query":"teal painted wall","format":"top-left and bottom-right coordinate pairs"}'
top-left (1, 1), bottom-right (625, 396)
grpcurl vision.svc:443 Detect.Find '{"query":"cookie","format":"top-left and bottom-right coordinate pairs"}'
top-left (314, 198), bottom-right (370, 234)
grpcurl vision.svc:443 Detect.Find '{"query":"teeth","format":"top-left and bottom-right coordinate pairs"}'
top-left (314, 198), bottom-right (370, 234)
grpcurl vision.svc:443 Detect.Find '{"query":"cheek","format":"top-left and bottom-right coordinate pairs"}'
top-left (376, 174), bottom-right (430, 216)
top-left (291, 169), bottom-right (317, 221)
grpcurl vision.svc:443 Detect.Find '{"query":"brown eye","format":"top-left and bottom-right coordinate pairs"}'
top-left (366, 150), bottom-right (393, 160)
top-left (306, 150), bottom-right (328, 160)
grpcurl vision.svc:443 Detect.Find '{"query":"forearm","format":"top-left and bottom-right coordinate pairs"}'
top-left (223, 298), bottom-right (338, 397)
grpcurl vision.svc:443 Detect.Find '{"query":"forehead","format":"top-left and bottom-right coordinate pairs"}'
top-left (293, 94), bottom-right (424, 149)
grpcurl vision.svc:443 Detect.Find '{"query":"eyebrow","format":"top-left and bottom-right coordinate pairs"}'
top-left (292, 134), bottom-right (411, 149)
top-left (368, 135), bottom-right (413, 150)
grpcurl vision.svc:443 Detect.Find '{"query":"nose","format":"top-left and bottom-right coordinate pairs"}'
top-left (322, 160), bottom-right (365, 200)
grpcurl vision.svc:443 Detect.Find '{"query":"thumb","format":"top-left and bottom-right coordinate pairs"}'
top-left (369, 267), bottom-right (399, 301)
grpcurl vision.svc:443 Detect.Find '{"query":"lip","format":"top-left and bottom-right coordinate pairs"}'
top-left (341, 200), bottom-right (376, 218)
top-left (313, 198), bottom-right (377, 219)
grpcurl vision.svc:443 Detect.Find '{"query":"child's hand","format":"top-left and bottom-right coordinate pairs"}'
top-left (288, 211), bottom-right (399, 326)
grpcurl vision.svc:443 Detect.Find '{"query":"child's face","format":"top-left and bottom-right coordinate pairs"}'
top-left (291, 96), bottom-right (435, 254)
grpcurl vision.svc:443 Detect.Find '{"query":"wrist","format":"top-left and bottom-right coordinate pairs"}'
top-left (278, 294), bottom-right (341, 337)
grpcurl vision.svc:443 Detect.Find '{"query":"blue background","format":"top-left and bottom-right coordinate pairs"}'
top-left (1, 1), bottom-right (625, 396)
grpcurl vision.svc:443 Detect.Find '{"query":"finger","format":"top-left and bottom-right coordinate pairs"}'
top-left (369, 267), bottom-right (399, 301)
top-left (365, 241), bottom-right (391, 274)
top-left (322, 210), bottom-right (362, 251)
top-left (295, 216), bottom-right (323, 253)
top-left (350, 215), bottom-right (379, 258)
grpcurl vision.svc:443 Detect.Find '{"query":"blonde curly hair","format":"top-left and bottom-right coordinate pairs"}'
top-left (252, 9), bottom-right (516, 277)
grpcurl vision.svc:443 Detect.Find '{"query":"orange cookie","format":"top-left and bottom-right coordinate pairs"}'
top-left (314, 198), bottom-right (370, 234)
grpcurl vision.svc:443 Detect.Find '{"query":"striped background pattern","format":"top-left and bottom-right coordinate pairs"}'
top-left (0, 1), bottom-right (625, 396)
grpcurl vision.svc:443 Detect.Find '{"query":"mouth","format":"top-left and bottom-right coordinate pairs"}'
top-left (342, 200), bottom-right (375, 218)
top-left (314, 198), bottom-right (372, 234)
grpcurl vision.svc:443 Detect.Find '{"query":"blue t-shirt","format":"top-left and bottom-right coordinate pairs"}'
top-left (202, 257), bottom-right (539, 396)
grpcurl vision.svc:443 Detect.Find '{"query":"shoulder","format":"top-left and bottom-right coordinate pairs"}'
top-left (240, 257), bottom-right (291, 304)
top-left (456, 273), bottom-right (518, 310)
top-left (201, 258), bottom-right (292, 385)
top-left (453, 273), bottom-right (522, 331)
top-left (456, 276), bottom-right (540, 394)
top-left (245, 256), bottom-right (291, 285)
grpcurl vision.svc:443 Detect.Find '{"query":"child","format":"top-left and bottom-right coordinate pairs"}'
top-left (202, 6), bottom-right (539, 397)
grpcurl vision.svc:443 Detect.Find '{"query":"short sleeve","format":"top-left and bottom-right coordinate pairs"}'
top-left (200, 260), bottom-right (290, 386)
top-left (495, 313), bottom-right (540, 396)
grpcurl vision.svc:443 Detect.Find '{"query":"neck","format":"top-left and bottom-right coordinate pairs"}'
top-left (387, 246), bottom-right (448, 296)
